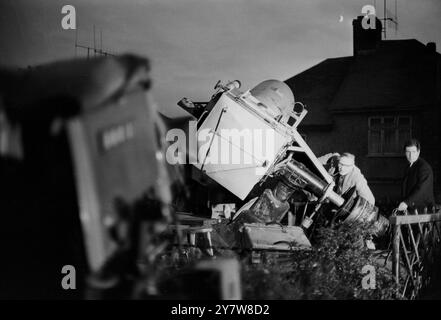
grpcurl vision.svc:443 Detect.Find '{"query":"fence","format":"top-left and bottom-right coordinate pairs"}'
top-left (389, 209), bottom-right (441, 299)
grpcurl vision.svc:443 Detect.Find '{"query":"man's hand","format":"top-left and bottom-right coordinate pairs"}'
top-left (397, 201), bottom-right (408, 211)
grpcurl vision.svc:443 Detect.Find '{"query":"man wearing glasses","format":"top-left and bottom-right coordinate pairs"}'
top-left (335, 152), bottom-right (375, 205)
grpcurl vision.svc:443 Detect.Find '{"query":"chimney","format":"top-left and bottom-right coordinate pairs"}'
top-left (352, 15), bottom-right (382, 56)
top-left (426, 42), bottom-right (440, 101)
top-left (427, 42), bottom-right (436, 53)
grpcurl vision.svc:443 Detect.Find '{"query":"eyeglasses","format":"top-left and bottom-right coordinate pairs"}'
top-left (338, 163), bottom-right (353, 167)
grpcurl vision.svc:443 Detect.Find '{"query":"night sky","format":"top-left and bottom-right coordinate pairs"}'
top-left (1, 0), bottom-right (440, 117)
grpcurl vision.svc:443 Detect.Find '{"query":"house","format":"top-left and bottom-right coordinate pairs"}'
top-left (285, 16), bottom-right (441, 205)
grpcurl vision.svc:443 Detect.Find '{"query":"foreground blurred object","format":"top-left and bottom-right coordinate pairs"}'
top-left (159, 258), bottom-right (242, 299)
top-left (1, 54), bottom-right (151, 119)
top-left (75, 88), bottom-right (177, 298)
top-left (68, 88), bottom-right (171, 272)
top-left (0, 54), bottom-right (168, 299)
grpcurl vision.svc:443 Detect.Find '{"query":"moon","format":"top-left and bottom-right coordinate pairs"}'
top-left (339, 15), bottom-right (344, 22)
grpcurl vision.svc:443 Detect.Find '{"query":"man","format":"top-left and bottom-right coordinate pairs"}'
top-left (318, 152), bottom-right (340, 176)
top-left (335, 152), bottom-right (375, 205)
top-left (397, 139), bottom-right (434, 213)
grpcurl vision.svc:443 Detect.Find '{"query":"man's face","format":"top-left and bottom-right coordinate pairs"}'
top-left (338, 161), bottom-right (353, 176)
top-left (405, 146), bottom-right (420, 164)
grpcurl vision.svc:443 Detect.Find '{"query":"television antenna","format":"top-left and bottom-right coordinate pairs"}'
top-left (374, 0), bottom-right (399, 39)
top-left (75, 24), bottom-right (115, 59)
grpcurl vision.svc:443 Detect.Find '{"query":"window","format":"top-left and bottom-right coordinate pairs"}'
top-left (368, 116), bottom-right (412, 156)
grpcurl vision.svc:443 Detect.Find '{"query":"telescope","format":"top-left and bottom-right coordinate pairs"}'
top-left (178, 79), bottom-right (388, 235)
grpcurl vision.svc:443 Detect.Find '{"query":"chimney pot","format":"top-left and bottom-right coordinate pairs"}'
top-left (427, 42), bottom-right (436, 52)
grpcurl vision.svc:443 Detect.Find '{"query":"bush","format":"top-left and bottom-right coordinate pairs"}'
top-left (241, 224), bottom-right (402, 300)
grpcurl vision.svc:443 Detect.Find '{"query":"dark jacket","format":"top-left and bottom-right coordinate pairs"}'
top-left (402, 157), bottom-right (435, 210)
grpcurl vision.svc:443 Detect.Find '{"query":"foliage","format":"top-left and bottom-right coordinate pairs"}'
top-left (241, 224), bottom-right (402, 300)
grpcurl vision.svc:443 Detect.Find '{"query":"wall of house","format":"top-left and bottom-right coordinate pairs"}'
top-left (300, 109), bottom-right (441, 206)
top-left (418, 105), bottom-right (441, 203)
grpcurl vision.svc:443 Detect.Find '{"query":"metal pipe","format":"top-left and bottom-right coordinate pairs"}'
top-left (286, 161), bottom-right (344, 207)
top-left (392, 224), bottom-right (401, 285)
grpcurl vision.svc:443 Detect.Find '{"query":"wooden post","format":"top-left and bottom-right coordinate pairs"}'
top-left (206, 231), bottom-right (214, 257)
top-left (393, 224), bottom-right (401, 285)
top-left (188, 232), bottom-right (196, 247)
top-left (288, 211), bottom-right (295, 226)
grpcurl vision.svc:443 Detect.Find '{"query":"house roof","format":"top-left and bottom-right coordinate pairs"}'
top-left (285, 57), bottom-right (351, 126)
top-left (285, 39), bottom-right (441, 127)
